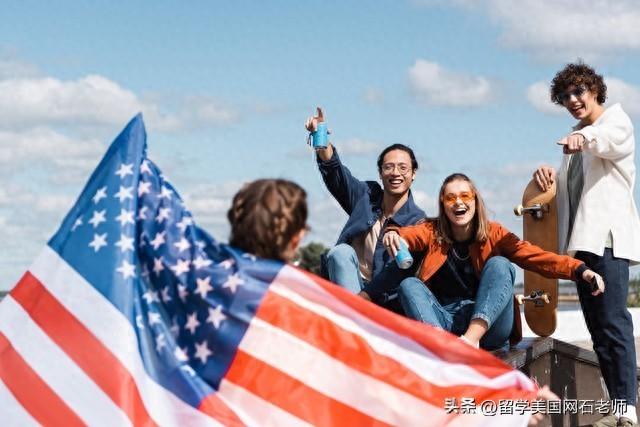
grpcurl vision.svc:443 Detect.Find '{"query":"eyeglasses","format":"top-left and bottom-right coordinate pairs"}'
top-left (381, 163), bottom-right (412, 175)
top-left (558, 85), bottom-right (588, 104)
top-left (442, 192), bottom-right (475, 206)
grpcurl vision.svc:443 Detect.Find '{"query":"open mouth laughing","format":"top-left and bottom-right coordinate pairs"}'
top-left (453, 206), bottom-right (468, 218)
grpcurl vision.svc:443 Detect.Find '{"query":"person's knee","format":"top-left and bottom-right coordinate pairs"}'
top-left (484, 256), bottom-right (515, 281)
top-left (326, 243), bottom-right (357, 266)
top-left (398, 277), bottom-right (425, 297)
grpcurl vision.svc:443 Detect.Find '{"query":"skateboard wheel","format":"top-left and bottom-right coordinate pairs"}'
top-left (514, 205), bottom-right (524, 216)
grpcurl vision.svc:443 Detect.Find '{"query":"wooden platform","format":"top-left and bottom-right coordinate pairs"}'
top-left (495, 337), bottom-right (640, 426)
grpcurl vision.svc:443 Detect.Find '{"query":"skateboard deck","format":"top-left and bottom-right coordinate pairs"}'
top-left (514, 179), bottom-right (558, 337)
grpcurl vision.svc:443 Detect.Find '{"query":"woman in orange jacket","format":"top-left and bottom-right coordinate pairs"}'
top-left (370, 173), bottom-right (604, 350)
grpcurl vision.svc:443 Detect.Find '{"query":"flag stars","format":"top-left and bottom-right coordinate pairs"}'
top-left (142, 290), bottom-right (160, 304)
top-left (115, 209), bottom-right (135, 227)
top-left (152, 257), bottom-right (165, 276)
top-left (223, 273), bottom-right (244, 293)
top-left (136, 315), bottom-right (145, 330)
top-left (114, 186), bottom-right (134, 203)
top-left (184, 312), bottom-right (200, 335)
top-left (178, 284), bottom-right (189, 302)
top-left (207, 306), bottom-right (227, 329)
top-left (156, 207), bottom-right (171, 223)
top-left (72, 217), bottom-right (83, 231)
top-left (89, 233), bottom-right (108, 252)
top-left (138, 205), bottom-right (149, 220)
top-left (115, 163), bottom-right (134, 179)
top-left (159, 186), bottom-right (173, 200)
top-left (148, 311), bottom-right (162, 325)
top-left (115, 234), bottom-right (135, 252)
top-left (174, 347), bottom-right (189, 362)
top-left (193, 256), bottom-right (212, 270)
top-left (181, 365), bottom-right (196, 377)
top-left (140, 159), bottom-right (152, 175)
top-left (174, 237), bottom-right (191, 253)
top-left (195, 277), bottom-right (213, 299)
top-left (161, 286), bottom-right (172, 303)
top-left (194, 340), bottom-right (213, 364)
top-left (176, 216), bottom-right (193, 232)
top-left (116, 260), bottom-right (136, 279)
top-left (150, 231), bottom-right (166, 250)
top-left (155, 334), bottom-right (167, 352)
top-left (218, 259), bottom-right (235, 270)
top-left (170, 318), bottom-right (180, 337)
top-left (171, 259), bottom-right (190, 276)
top-left (92, 186), bottom-right (107, 204)
top-left (138, 181), bottom-right (152, 197)
top-left (88, 210), bottom-right (107, 228)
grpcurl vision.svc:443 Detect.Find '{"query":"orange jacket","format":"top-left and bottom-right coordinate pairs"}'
top-left (389, 220), bottom-right (583, 284)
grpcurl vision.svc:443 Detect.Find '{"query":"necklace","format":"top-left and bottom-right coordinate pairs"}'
top-left (451, 245), bottom-right (470, 261)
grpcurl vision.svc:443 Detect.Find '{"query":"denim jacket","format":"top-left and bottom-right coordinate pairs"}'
top-left (317, 148), bottom-right (426, 301)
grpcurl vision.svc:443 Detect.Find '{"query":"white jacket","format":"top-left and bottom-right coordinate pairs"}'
top-left (557, 103), bottom-right (640, 263)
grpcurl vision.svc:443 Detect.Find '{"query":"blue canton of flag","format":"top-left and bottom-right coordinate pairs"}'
top-left (49, 114), bottom-right (281, 405)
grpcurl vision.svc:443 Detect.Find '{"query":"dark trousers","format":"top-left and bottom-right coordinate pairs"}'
top-left (576, 249), bottom-right (637, 404)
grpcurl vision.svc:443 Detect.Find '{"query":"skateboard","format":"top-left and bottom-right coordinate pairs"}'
top-left (513, 179), bottom-right (558, 337)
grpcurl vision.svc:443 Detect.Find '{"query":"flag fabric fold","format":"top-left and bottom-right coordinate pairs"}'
top-left (0, 115), bottom-right (537, 426)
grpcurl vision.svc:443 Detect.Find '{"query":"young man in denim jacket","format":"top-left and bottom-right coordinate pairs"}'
top-left (305, 108), bottom-right (426, 307)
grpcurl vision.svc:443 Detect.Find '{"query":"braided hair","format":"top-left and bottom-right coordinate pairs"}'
top-left (228, 179), bottom-right (308, 261)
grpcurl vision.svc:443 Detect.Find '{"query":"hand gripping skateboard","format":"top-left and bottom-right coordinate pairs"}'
top-left (514, 179), bottom-right (558, 337)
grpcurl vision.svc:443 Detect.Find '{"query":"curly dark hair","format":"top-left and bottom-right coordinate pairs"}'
top-left (550, 61), bottom-right (607, 105)
top-left (228, 179), bottom-right (308, 262)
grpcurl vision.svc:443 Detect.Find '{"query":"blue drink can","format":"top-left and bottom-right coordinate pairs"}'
top-left (395, 238), bottom-right (413, 269)
top-left (311, 122), bottom-right (328, 148)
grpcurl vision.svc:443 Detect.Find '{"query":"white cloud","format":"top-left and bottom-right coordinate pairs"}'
top-left (287, 137), bottom-right (382, 158)
top-left (408, 59), bottom-right (493, 107)
top-left (0, 57), bottom-right (39, 80)
top-left (363, 87), bottom-right (384, 105)
top-left (182, 180), bottom-right (245, 238)
top-left (0, 75), bottom-right (181, 131)
top-left (527, 77), bottom-right (640, 117)
top-left (413, 0), bottom-right (640, 60)
top-left (605, 77), bottom-right (640, 116)
top-left (526, 81), bottom-right (564, 115)
top-left (486, 0), bottom-right (640, 60)
top-left (0, 127), bottom-right (103, 170)
top-left (336, 138), bottom-right (381, 155)
top-left (0, 74), bottom-right (243, 134)
top-left (411, 189), bottom-right (438, 214)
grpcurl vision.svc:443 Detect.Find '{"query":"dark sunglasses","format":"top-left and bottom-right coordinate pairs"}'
top-left (557, 85), bottom-right (588, 104)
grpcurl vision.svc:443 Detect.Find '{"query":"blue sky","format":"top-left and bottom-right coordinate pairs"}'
top-left (2, 0), bottom-right (640, 289)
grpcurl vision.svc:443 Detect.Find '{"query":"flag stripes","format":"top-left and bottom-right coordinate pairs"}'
top-left (0, 332), bottom-right (84, 427)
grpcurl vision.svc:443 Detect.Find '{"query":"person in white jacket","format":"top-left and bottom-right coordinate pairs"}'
top-left (534, 62), bottom-right (640, 427)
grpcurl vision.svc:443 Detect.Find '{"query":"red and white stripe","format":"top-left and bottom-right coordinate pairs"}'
top-left (0, 247), bottom-right (536, 426)
top-left (218, 265), bottom-right (536, 426)
top-left (0, 246), bottom-right (231, 426)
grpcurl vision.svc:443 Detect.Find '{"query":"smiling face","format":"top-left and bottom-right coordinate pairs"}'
top-left (441, 179), bottom-right (476, 234)
top-left (378, 149), bottom-right (415, 196)
top-left (561, 84), bottom-right (601, 125)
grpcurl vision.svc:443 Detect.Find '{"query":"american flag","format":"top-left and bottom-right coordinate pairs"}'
top-left (0, 115), bottom-right (538, 426)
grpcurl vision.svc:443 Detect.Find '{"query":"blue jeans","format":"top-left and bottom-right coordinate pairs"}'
top-left (326, 243), bottom-right (364, 294)
top-left (398, 256), bottom-right (515, 350)
top-left (576, 249), bottom-right (637, 405)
